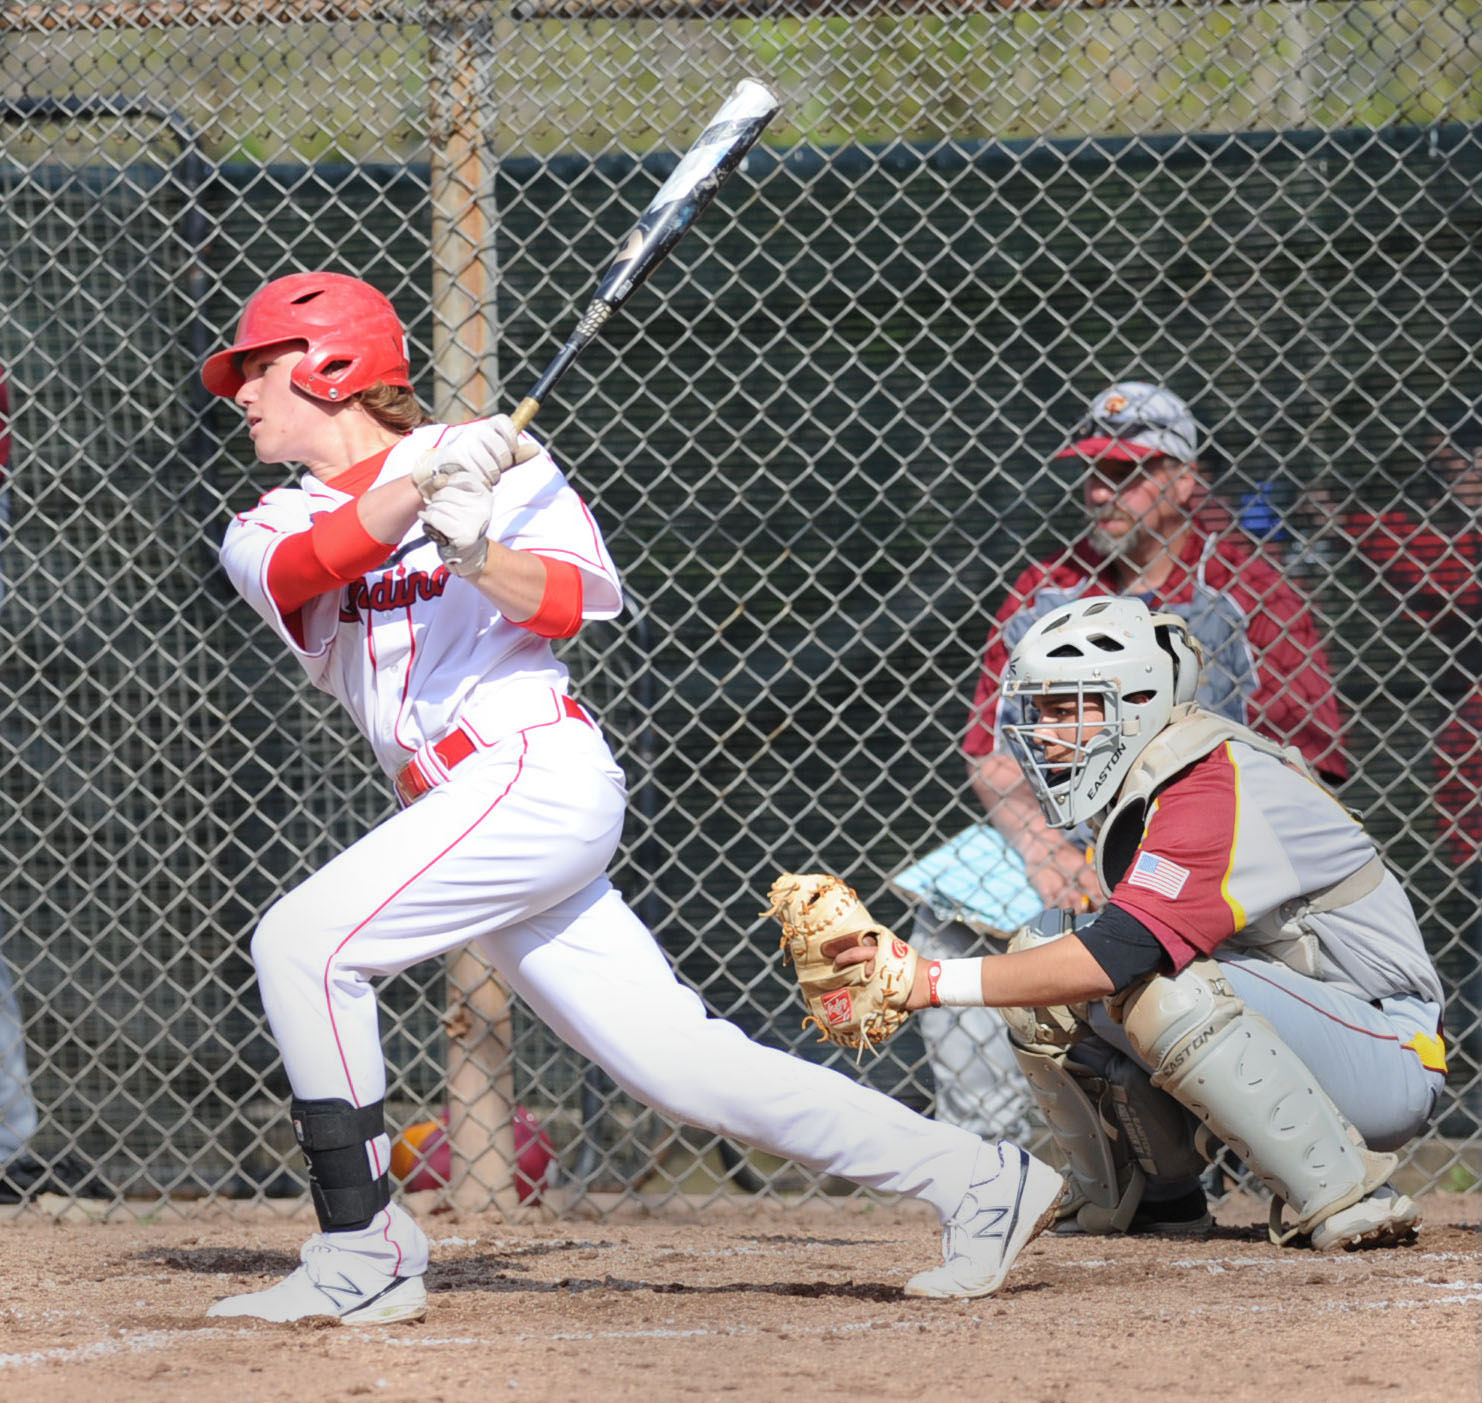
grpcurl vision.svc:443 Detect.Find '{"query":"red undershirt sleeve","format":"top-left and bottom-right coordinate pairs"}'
top-left (267, 500), bottom-right (396, 619)
top-left (515, 556), bottom-right (584, 639)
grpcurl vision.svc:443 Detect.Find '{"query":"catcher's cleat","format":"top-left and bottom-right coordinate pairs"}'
top-left (1309, 1184), bottom-right (1420, 1252)
top-left (904, 1143), bottom-right (1065, 1300)
top-left (1052, 1183), bottom-right (1213, 1239)
top-left (206, 1234), bottom-right (427, 1325)
top-left (1127, 1185), bottom-right (1214, 1238)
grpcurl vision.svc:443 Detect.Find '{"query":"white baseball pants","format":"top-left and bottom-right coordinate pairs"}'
top-left (250, 709), bottom-right (982, 1269)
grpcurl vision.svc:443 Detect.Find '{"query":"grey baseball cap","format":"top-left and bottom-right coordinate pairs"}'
top-left (1054, 380), bottom-right (1200, 464)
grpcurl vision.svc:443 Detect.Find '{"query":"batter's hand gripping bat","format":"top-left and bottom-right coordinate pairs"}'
top-left (509, 78), bottom-right (780, 433)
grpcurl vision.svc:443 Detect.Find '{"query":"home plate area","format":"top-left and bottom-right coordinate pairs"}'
top-left (0, 1195), bottom-right (1476, 1403)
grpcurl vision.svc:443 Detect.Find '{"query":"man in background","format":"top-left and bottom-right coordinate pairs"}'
top-left (1302, 418), bottom-right (1482, 1134)
top-left (908, 380), bottom-right (1346, 1200)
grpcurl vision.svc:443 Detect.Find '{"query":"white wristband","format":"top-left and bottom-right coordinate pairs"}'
top-left (933, 957), bottom-right (985, 1007)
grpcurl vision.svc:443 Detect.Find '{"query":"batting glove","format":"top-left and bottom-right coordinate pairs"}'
top-left (418, 466), bottom-right (494, 577)
top-left (411, 415), bottom-right (539, 501)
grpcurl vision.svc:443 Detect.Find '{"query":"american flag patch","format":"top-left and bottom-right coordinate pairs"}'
top-left (1127, 851), bottom-right (1190, 898)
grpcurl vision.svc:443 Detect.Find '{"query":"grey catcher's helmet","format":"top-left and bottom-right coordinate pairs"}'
top-left (1000, 596), bottom-right (1202, 830)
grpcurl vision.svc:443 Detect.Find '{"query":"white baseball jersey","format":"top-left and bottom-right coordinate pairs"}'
top-left (219, 424), bottom-right (622, 776)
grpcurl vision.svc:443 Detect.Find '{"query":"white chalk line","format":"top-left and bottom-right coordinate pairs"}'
top-left (4, 1286), bottom-right (1480, 1372)
top-left (0, 1331), bottom-right (206, 1371)
top-left (1071, 1249), bottom-right (1479, 1271)
top-left (0, 1316), bottom-right (985, 1370)
top-left (4, 1243), bottom-right (1478, 1371)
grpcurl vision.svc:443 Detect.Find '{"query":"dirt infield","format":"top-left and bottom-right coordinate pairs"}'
top-left (1, 1192), bottom-right (1477, 1403)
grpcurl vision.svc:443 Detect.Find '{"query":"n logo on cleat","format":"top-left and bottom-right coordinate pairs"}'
top-left (315, 1274), bottom-right (367, 1309)
top-left (326, 1275), bottom-right (411, 1319)
top-left (967, 1206), bottom-right (1010, 1242)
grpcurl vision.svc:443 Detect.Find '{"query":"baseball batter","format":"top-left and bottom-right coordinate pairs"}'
top-left (830, 596), bottom-right (1445, 1248)
top-left (200, 271), bottom-right (1065, 1324)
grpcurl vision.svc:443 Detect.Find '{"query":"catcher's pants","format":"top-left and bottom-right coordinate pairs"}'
top-left (251, 711), bottom-right (983, 1268)
top-left (1085, 952), bottom-right (1444, 1152)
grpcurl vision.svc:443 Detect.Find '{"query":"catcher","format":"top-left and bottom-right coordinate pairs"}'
top-left (775, 596), bottom-right (1445, 1250)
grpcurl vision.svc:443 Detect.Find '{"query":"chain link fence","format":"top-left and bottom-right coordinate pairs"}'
top-left (0, 1), bottom-right (1478, 1216)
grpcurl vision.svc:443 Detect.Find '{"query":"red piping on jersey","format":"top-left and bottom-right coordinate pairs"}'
top-left (510, 496), bottom-right (610, 587)
top-left (573, 496), bottom-right (610, 570)
top-left (365, 601), bottom-right (380, 678)
top-left (390, 578), bottom-right (420, 758)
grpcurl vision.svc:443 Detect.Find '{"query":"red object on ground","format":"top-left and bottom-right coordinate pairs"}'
top-left (390, 1105), bottom-right (554, 1203)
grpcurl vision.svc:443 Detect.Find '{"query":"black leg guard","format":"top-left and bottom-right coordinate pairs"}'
top-left (290, 1097), bottom-right (391, 1232)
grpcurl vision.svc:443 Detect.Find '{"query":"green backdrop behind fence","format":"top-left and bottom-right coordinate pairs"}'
top-left (1, 57), bottom-right (1479, 1205)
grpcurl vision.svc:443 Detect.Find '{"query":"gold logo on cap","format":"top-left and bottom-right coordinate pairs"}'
top-left (1102, 393), bottom-right (1129, 416)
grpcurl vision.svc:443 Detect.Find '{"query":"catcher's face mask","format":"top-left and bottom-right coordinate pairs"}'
top-left (1003, 681), bottom-right (1129, 829)
top-left (1001, 596), bottom-right (1186, 829)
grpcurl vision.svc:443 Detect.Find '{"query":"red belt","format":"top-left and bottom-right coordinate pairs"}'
top-left (395, 695), bottom-right (589, 806)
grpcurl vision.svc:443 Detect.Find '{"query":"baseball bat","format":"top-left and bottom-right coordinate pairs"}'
top-left (508, 77), bottom-right (780, 433)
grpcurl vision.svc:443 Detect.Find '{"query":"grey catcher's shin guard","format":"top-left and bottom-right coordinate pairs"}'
top-left (1007, 1036), bottom-right (1145, 1233)
top-left (999, 910), bottom-right (1212, 1234)
top-left (291, 1096), bottom-right (392, 1233)
top-left (1119, 960), bottom-right (1396, 1244)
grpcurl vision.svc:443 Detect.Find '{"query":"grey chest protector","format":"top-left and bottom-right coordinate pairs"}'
top-left (1094, 706), bottom-right (1305, 892)
top-left (1093, 707), bottom-right (1384, 977)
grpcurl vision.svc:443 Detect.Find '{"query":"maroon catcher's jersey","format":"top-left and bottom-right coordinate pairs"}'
top-left (1107, 740), bottom-right (1440, 1008)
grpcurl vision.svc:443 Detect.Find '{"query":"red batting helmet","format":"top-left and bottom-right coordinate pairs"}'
top-left (201, 271), bottom-right (412, 402)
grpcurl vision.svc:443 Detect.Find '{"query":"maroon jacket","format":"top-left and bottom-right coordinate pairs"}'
top-left (964, 528), bottom-right (1348, 784)
top-left (1341, 508), bottom-right (1482, 863)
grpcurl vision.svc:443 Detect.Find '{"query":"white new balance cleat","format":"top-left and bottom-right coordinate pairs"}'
top-left (1310, 1185), bottom-right (1421, 1252)
top-left (905, 1143), bottom-right (1066, 1300)
top-left (206, 1234), bottom-right (428, 1325)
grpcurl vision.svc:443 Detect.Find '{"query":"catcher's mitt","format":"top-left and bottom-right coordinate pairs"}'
top-left (763, 872), bottom-right (919, 1058)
